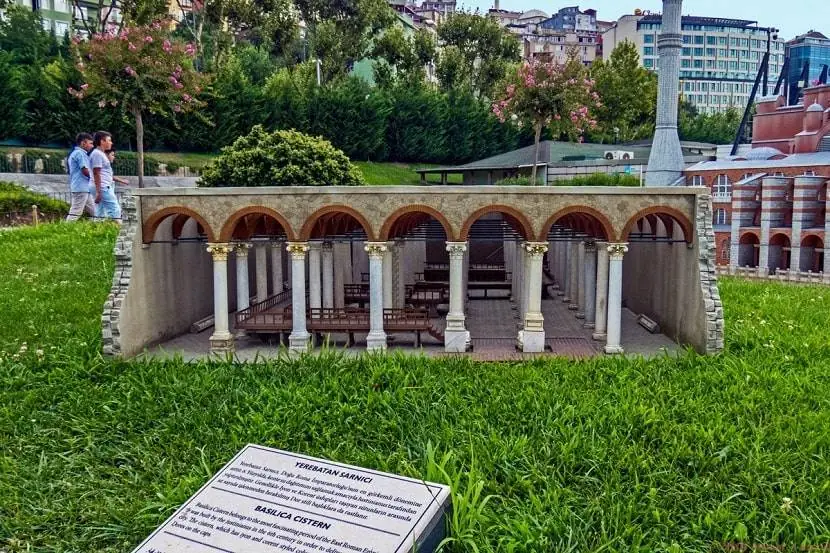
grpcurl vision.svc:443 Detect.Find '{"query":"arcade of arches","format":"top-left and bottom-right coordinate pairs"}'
top-left (103, 187), bottom-right (724, 358)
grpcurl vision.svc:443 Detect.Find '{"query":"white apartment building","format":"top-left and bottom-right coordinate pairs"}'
top-left (603, 13), bottom-right (785, 114)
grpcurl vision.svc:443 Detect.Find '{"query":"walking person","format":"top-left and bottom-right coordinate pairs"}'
top-left (89, 131), bottom-right (122, 222)
top-left (65, 133), bottom-right (95, 221)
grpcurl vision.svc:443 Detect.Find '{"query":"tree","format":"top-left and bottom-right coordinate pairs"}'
top-left (679, 103), bottom-right (744, 145)
top-left (72, 0), bottom-right (169, 35)
top-left (436, 12), bottom-right (520, 98)
top-left (492, 55), bottom-right (598, 184)
top-left (74, 21), bottom-right (205, 187)
top-left (590, 40), bottom-right (657, 143)
top-left (0, 54), bottom-right (27, 140)
top-left (372, 26), bottom-right (435, 87)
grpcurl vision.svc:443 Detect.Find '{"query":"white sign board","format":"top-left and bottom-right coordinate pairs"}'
top-left (132, 444), bottom-right (451, 553)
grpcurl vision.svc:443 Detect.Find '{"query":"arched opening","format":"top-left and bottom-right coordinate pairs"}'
top-left (621, 207), bottom-right (693, 244)
top-left (769, 233), bottom-right (791, 271)
top-left (142, 206), bottom-right (213, 243)
top-left (800, 235), bottom-right (825, 273)
top-left (738, 232), bottom-right (760, 268)
top-left (719, 238), bottom-right (731, 264)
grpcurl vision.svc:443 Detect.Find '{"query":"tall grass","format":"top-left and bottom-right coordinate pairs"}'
top-left (1, 224), bottom-right (829, 552)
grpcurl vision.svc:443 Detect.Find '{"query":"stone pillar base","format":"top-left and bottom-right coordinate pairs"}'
top-left (576, 311), bottom-right (585, 319)
top-left (592, 332), bottom-right (607, 341)
top-left (568, 303), bottom-right (578, 310)
top-left (444, 329), bottom-right (470, 353)
top-left (518, 329), bottom-right (545, 353)
top-left (556, 290), bottom-right (565, 296)
top-left (604, 344), bottom-right (625, 355)
top-left (366, 331), bottom-right (388, 352)
top-left (583, 322), bottom-right (595, 329)
top-left (551, 283), bottom-right (560, 290)
top-left (561, 295), bottom-right (570, 302)
top-left (288, 332), bottom-right (311, 352)
top-left (210, 332), bottom-right (235, 354)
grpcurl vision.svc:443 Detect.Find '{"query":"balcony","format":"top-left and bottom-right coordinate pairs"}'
top-left (712, 193), bottom-right (732, 202)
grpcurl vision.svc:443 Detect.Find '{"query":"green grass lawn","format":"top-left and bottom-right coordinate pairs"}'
top-left (2, 224), bottom-right (830, 552)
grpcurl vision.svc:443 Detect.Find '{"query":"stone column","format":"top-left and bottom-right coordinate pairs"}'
top-left (364, 242), bottom-right (387, 351)
top-left (644, 0), bottom-right (684, 186)
top-left (520, 243), bottom-right (530, 319)
top-left (270, 242), bottom-right (284, 295)
top-left (445, 242), bottom-right (470, 352)
top-left (604, 243), bottom-right (628, 354)
top-left (592, 241), bottom-right (609, 340)
top-left (308, 241), bottom-right (322, 314)
top-left (392, 239), bottom-right (405, 307)
top-left (234, 242), bottom-right (251, 338)
top-left (576, 239), bottom-right (586, 319)
top-left (548, 240), bottom-right (559, 290)
top-left (568, 240), bottom-right (580, 310)
top-left (519, 242), bottom-right (547, 353)
top-left (207, 243), bottom-right (234, 353)
top-left (556, 240), bottom-right (568, 301)
top-left (255, 243), bottom-right (268, 303)
top-left (287, 242), bottom-right (310, 352)
top-left (321, 242), bottom-right (334, 309)
top-left (583, 240), bottom-right (597, 329)
top-left (383, 242), bottom-right (394, 309)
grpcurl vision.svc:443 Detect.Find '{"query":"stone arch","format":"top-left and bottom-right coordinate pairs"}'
top-left (739, 230), bottom-right (760, 243)
top-left (300, 205), bottom-right (375, 241)
top-left (379, 205), bottom-right (455, 241)
top-left (459, 205), bottom-right (534, 241)
top-left (219, 206), bottom-right (295, 242)
top-left (142, 206), bottom-right (214, 243)
top-left (620, 206), bottom-right (694, 244)
top-left (801, 234), bottom-right (824, 248)
top-left (539, 205), bottom-right (615, 241)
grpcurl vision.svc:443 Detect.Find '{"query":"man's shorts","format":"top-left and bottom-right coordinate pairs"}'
top-left (95, 187), bottom-right (122, 220)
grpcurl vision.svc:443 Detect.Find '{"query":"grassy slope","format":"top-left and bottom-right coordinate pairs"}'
top-left (1, 225), bottom-right (830, 552)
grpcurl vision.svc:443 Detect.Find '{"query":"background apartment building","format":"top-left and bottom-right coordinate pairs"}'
top-left (786, 31), bottom-right (830, 105)
top-left (603, 12), bottom-right (785, 114)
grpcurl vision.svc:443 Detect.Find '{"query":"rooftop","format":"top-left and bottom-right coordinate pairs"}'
top-left (637, 14), bottom-right (762, 30)
top-left (687, 151), bottom-right (830, 171)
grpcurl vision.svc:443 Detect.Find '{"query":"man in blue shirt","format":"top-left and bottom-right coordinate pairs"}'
top-left (65, 132), bottom-right (94, 221)
top-left (90, 131), bottom-right (122, 222)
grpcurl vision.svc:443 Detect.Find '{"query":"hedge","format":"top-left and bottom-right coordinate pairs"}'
top-left (0, 181), bottom-right (68, 217)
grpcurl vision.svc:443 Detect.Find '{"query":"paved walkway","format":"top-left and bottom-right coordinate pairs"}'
top-left (143, 295), bottom-right (679, 362)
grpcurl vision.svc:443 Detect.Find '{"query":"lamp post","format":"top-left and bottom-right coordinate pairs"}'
top-left (763, 26), bottom-right (780, 96)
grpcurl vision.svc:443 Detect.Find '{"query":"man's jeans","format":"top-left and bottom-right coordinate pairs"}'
top-left (66, 192), bottom-right (95, 221)
top-left (95, 186), bottom-right (121, 220)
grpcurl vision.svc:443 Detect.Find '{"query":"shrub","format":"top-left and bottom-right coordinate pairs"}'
top-left (198, 126), bottom-right (366, 187)
top-left (0, 181), bottom-right (68, 218)
top-left (554, 173), bottom-right (641, 187)
top-left (495, 176), bottom-right (535, 186)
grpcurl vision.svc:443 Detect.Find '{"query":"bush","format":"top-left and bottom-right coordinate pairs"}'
top-left (495, 176), bottom-right (535, 186)
top-left (199, 126), bottom-right (365, 187)
top-left (555, 173), bottom-right (641, 187)
top-left (0, 181), bottom-right (68, 217)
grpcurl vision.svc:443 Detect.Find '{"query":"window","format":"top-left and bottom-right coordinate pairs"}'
top-left (694, 35), bottom-right (704, 45)
top-left (715, 174), bottom-right (732, 198)
top-left (707, 36), bottom-right (717, 45)
top-left (714, 208), bottom-right (728, 225)
top-left (706, 48), bottom-right (716, 57)
top-left (644, 34), bottom-right (655, 44)
top-left (804, 170), bottom-right (816, 176)
top-left (682, 47), bottom-right (691, 56)
top-left (644, 47), bottom-right (654, 56)
top-left (694, 48), bottom-right (704, 56)
top-left (681, 59), bottom-right (691, 68)
top-left (721, 239), bottom-right (731, 261)
top-left (41, 18), bottom-right (52, 31)
top-left (55, 21), bottom-right (69, 35)
top-left (53, 0), bottom-right (68, 11)
top-left (690, 175), bottom-right (705, 186)
top-left (644, 58), bottom-right (654, 69)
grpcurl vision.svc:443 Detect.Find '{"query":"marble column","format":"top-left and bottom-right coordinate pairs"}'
top-left (234, 242), bottom-right (251, 338)
top-left (445, 242), bottom-right (470, 352)
top-left (392, 239), bottom-right (405, 308)
top-left (364, 242), bottom-right (388, 351)
top-left (321, 242), bottom-right (334, 309)
top-left (548, 241), bottom-right (559, 290)
top-left (308, 241), bottom-right (322, 314)
top-left (568, 240), bottom-right (580, 310)
top-left (592, 241), bottom-right (609, 340)
top-left (583, 240), bottom-right (597, 329)
top-left (519, 242), bottom-right (547, 353)
top-left (383, 242), bottom-right (394, 309)
top-left (520, 243), bottom-right (530, 320)
top-left (557, 238), bottom-right (567, 296)
top-left (576, 239), bottom-right (586, 319)
top-left (271, 242), bottom-right (284, 295)
top-left (604, 243), bottom-right (628, 355)
top-left (255, 243), bottom-right (268, 303)
top-left (287, 242), bottom-right (310, 352)
top-left (207, 243), bottom-right (234, 353)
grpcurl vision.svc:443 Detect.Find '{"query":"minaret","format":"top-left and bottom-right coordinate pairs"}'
top-left (645, 0), bottom-right (685, 186)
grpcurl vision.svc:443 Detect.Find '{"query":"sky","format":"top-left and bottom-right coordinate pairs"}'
top-left (460, 0), bottom-right (830, 42)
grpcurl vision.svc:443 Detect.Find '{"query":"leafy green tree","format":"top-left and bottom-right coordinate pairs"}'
top-left (0, 6), bottom-right (58, 66)
top-left (74, 22), bottom-right (206, 186)
top-left (679, 103), bottom-right (744, 144)
top-left (493, 55), bottom-right (599, 183)
top-left (372, 26), bottom-right (435, 87)
top-left (0, 54), bottom-right (27, 140)
top-left (590, 40), bottom-right (657, 143)
top-left (436, 12), bottom-right (520, 98)
top-left (199, 125), bottom-right (365, 186)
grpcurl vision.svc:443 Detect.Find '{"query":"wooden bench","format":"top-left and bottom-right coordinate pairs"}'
top-left (344, 283), bottom-right (370, 307)
top-left (307, 307), bottom-right (435, 346)
top-left (384, 307), bottom-right (432, 346)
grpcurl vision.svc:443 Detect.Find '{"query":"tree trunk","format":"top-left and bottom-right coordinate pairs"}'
top-left (133, 107), bottom-right (144, 188)
top-left (531, 123), bottom-right (543, 186)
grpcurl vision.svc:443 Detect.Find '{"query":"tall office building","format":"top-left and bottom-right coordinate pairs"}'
top-left (786, 31), bottom-right (830, 105)
top-left (603, 12), bottom-right (785, 114)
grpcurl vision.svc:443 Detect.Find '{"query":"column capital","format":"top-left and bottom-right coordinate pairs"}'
top-left (320, 241), bottom-right (333, 252)
top-left (270, 241), bottom-right (283, 250)
top-left (445, 241), bottom-right (468, 256)
top-left (206, 243), bottom-right (233, 261)
top-left (584, 239), bottom-right (597, 252)
top-left (233, 242), bottom-right (252, 254)
top-left (607, 242), bottom-right (629, 259)
top-left (522, 241), bottom-right (549, 256)
top-left (364, 242), bottom-right (388, 257)
top-left (286, 241), bottom-right (309, 258)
